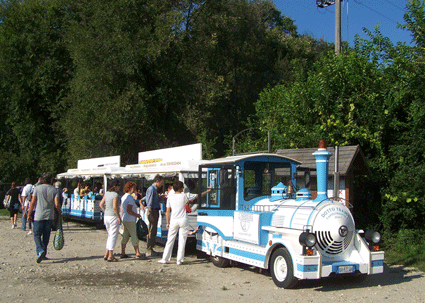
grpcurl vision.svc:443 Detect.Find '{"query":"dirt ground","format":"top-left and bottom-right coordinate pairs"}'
top-left (1, 215), bottom-right (424, 303)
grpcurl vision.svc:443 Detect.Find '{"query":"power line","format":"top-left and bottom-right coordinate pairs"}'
top-left (382, 0), bottom-right (406, 11)
top-left (354, 0), bottom-right (399, 24)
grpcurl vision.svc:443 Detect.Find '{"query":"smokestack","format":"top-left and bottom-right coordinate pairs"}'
top-left (313, 140), bottom-right (332, 202)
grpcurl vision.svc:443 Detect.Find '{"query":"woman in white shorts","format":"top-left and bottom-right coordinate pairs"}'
top-left (99, 179), bottom-right (121, 262)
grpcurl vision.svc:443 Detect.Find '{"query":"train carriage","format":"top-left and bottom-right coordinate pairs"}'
top-left (57, 160), bottom-right (126, 228)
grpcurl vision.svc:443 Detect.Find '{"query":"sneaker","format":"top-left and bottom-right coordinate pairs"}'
top-left (37, 250), bottom-right (46, 263)
top-left (27, 230), bottom-right (33, 235)
top-left (176, 260), bottom-right (183, 265)
top-left (14, 223), bottom-right (17, 227)
top-left (11, 225), bottom-right (15, 229)
top-left (158, 260), bottom-right (168, 264)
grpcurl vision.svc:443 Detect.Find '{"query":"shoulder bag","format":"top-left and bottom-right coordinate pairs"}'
top-left (53, 215), bottom-right (65, 250)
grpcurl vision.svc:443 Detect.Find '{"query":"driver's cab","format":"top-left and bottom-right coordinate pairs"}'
top-left (197, 154), bottom-right (300, 212)
top-left (196, 154), bottom-right (300, 241)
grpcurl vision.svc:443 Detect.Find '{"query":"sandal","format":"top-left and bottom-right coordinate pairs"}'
top-left (103, 256), bottom-right (108, 261)
top-left (136, 254), bottom-right (147, 260)
top-left (120, 254), bottom-right (129, 259)
top-left (107, 258), bottom-right (119, 262)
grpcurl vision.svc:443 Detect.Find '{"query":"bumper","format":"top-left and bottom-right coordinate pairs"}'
top-left (294, 251), bottom-right (385, 279)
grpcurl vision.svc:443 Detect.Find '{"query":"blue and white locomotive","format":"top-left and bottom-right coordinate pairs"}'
top-left (195, 140), bottom-right (384, 288)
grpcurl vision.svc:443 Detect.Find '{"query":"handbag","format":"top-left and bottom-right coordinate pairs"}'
top-left (184, 194), bottom-right (192, 213)
top-left (3, 197), bottom-right (10, 209)
top-left (53, 215), bottom-right (65, 250)
top-left (136, 218), bottom-right (148, 240)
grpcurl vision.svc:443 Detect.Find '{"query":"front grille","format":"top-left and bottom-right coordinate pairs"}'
top-left (315, 230), bottom-right (353, 255)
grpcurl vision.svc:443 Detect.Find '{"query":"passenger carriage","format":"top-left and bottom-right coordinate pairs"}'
top-left (57, 156), bottom-right (125, 228)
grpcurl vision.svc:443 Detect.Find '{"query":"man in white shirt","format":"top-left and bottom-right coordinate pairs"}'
top-left (73, 183), bottom-right (81, 199)
top-left (21, 178), bottom-right (33, 234)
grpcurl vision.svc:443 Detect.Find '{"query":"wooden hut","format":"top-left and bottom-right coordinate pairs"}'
top-left (276, 145), bottom-right (370, 210)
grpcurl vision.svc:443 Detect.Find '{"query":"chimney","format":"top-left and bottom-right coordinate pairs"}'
top-left (313, 140), bottom-right (332, 202)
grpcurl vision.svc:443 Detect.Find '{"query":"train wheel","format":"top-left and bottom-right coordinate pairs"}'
top-left (270, 247), bottom-right (298, 288)
top-left (211, 255), bottom-right (230, 268)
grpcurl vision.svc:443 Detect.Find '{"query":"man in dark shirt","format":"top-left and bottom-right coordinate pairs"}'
top-left (145, 174), bottom-right (164, 257)
top-left (6, 182), bottom-right (21, 229)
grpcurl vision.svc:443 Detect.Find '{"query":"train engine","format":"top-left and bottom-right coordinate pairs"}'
top-left (196, 140), bottom-right (384, 288)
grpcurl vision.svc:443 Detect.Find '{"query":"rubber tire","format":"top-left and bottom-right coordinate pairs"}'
top-left (270, 247), bottom-right (298, 288)
top-left (211, 255), bottom-right (230, 268)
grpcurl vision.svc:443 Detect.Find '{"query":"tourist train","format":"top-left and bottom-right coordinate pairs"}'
top-left (57, 141), bottom-right (384, 288)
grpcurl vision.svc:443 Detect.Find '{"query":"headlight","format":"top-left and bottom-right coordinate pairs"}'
top-left (299, 231), bottom-right (317, 247)
top-left (365, 230), bottom-right (381, 244)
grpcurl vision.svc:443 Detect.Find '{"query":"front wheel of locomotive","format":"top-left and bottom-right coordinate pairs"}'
top-left (270, 247), bottom-right (298, 288)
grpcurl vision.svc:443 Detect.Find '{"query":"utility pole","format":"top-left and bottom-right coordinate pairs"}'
top-left (335, 0), bottom-right (341, 55)
top-left (316, 0), bottom-right (342, 55)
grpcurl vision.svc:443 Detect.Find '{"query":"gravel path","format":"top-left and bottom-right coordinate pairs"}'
top-left (0, 215), bottom-right (424, 302)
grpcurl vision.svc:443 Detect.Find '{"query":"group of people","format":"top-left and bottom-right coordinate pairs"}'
top-left (73, 182), bottom-right (104, 199)
top-left (99, 175), bottom-right (172, 262)
top-left (4, 173), bottom-right (63, 263)
top-left (3, 172), bottom-right (211, 265)
top-left (99, 174), bottom-right (212, 265)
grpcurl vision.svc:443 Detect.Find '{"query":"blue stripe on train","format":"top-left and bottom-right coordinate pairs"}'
top-left (228, 248), bottom-right (265, 262)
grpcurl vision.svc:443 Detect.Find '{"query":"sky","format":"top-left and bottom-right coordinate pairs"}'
top-left (274, 0), bottom-right (414, 46)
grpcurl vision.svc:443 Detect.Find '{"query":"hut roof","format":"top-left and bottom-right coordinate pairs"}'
top-left (275, 145), bottom-right (370, 176)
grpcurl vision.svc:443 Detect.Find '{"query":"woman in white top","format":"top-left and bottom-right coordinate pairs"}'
top-left (99, 179), bottom-right (121, 262)
top-left (120, 181), bottom-right (145, 259)
top-left (158, 181), bottom-right (189, 265)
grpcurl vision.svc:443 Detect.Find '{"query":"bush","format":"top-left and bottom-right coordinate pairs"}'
top-left (384, 229), bottom-right (425, 272)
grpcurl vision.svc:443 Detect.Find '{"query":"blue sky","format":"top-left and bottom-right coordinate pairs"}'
top-left (274, 0), bottom-right (414, 46)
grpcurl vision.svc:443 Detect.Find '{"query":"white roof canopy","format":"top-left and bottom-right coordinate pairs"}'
top-left (57, 166), bottom-right (127, 180)
top-left (57, 144), bottom-right (204, 181)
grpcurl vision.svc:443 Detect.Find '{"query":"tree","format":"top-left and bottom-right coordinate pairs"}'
top-left (60, 0), bottom-right (192, 166)
top-left (178, 0), bottom-right (332, 158)
top-left (0, 0), bottom-right (72, 182)
top-left (253, 1), bottom-right (425, 234)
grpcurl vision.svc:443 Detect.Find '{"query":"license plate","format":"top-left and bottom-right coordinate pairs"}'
top-left (338, 265), bottom-right (354, 274)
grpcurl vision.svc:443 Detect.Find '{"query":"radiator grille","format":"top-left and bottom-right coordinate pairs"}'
top-left (315, 230), bottom-right (353, 255)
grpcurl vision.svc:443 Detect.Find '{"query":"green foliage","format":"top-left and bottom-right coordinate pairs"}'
top-left (0, 0), bottom-right (332, 181)
top-left (254, 1), bottom-right (425, 249)
top-left (60, 0), bottom-right (177, 165)
top-left (384, 229), bottom-right (425, 272)
top-left (0, 0), bottom-right (71, 182)
top-left (255, 50), bottom-right (387, 155)
top-left (177, 0), bottom-right (332, 157)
